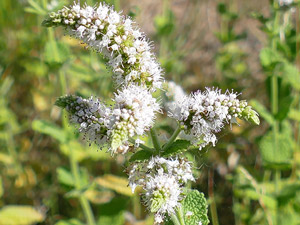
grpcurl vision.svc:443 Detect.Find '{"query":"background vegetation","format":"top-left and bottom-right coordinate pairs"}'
top-left (0, 0), bottom-right (300, 224)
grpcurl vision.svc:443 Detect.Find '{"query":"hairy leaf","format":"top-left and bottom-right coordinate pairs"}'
top-left (162, 140), bottom-right (190, 157)
top-left (182, 190), bottom-right (209, 225)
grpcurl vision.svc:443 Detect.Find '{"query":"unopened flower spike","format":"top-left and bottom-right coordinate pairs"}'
top-left (169, 88), bottom-right (260, 149)
top-left (55, 95), bottom-right (111, 146)
top-left (43, 2), bottom-right (164, 91)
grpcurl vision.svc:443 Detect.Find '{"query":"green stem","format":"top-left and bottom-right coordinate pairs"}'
top-left (170, 206), bottom-right (186, 225)
top-left (128, 138), bottom-right (154, 152)
top-left (5, 127), bottom-right (23, 174)
top-left (271, 1), bottom-right (280, 200)
top-left (162, 125), bottom-right (182, 151)
top-left (209, 169), bottom-right (219, 225)
top-left (170, 212), bottom-right (181, 225)
top-left (150, 128), bottom-right (161, 152)
top-left (176, 206), bottom-right (186, 225)
top-left (70, 147), bottom-right (96, 225)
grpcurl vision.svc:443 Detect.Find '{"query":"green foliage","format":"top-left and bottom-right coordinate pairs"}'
top-left (97, 198), bottom-right (128, 225)
top-left (55, 219), bottom-right (84, 225)
top-left (162, 140), bottom-right (191, 157)
top-left (182, 190), bottom-right (209, 225)
top-left (32, 119), bottom-right (69, 143)
top-left (0, 206), bottom-right (44, 225)
top-left (259, 122), bottom-right (294, 167)
top-left (129, 149), bottom-right (154, 162)
top-left (0, 0), bottom-right (299, 225)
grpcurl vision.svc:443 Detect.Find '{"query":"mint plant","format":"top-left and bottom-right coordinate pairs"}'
top-left (43, 2), bottom-right (260, 224)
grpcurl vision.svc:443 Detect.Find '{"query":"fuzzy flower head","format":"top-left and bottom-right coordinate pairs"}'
top-left (109, 84), bottom-right (161, 154)
top-left (169, 88), bottom-right (259, 149)
top-left (55, 95), bottom-right (111, 146)
top-left (127, 156), bottom-right (195, 223)
top-left (43, 2), bottom-right (164, 91)
top-left (55, 85), bottom-right (160, 155)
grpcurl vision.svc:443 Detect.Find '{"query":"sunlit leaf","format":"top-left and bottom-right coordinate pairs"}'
top-left (0, 206), bottom-right (44, 225)
top-left (95, 175), bottom-right (133, 197)
top-left (57, 167), bottom-right (74, 187)
top-left (32, 119), bottom-right (68, 143)
top-left (54, 218), bottom-right (84, 225)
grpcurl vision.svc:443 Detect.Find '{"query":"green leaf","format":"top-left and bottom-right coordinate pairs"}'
top-left (25, 0), bottom-right (47, 16)
top-left (235, 189), bottom-right (277, 209)
top-left (44, 41), bottom-right (71, 65)
top-left (97, 198), bottom-right (128, 225)
top-left (129, 150), bottom-right (154, 162)
top-left (259, 122), bottom-right (293, 167)
top-left (250, 100), bottom-right (275, 125)
top-left (162, 140), bottom-right (190, 157)
top-left (288, 109), bottom-right (300, 122)
top-left (277, 182), bottom-right (300, 206)
top-left (281, 63), bottom-right (300, 91)
top-left (54, 218), bottom-right (84, 225)
top-left (260, 48), bottom-right (281, 68)
top-left (95, 175), bottom-right (133, 197)
top-left (32, 119), bottom-right (68, 143)
top-left (0, 205), bottom-right (44, 225)
top-left (57, 167), bottom-right (74, 187)
top-left (182, 190), bottom-right (209, 225)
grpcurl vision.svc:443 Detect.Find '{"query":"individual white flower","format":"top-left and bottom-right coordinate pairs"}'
top-left (45, 2), bottom-right (164, 91)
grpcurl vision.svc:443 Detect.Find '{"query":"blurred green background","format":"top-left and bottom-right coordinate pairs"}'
top-left (1, 0), bottom-right (300, 224)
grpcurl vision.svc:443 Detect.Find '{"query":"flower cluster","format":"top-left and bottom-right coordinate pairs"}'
top-left (169, 88), bottom-right (259, 149)
top-left (109, 85), bottom-right (160, 153)
top-left (47, 2), bottom-right (164, 154)
top-left (43, 2), bottom-right (163, 91)
top-left (46, 2), bottom-right (259, 224)
top-left (128, 156), bottom-right (194, 223)
top-left (56, 84), bottom-right (160, 154)
top-left (55, 95), bottom-right (110, 146)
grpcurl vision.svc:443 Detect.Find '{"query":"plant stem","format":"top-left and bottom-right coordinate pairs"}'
top-left (150, 128), bottom-right (161, 152)
top-left (176, 206), bottom-right (186, 225)
top-left (208, 169), bottom-right (219, 225)
top-left (271, 0), bottom-right (280, 195)
top-left (128, 138), bottom-right (154, 152)
top-left (70, 147), bottom-right (96, 225)
top-left (170, 211), bottom-right (181, 225)
top-left (162, 125), bottom-right (182, 151)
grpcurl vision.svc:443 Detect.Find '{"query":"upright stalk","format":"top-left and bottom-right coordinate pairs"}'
top-left (70, 147), bottom-right (96, 225)
top-left (271, 4), bottom-right (280, 224)
top-left (162, 125), bottom-right (182, 151)
top-left (208, 169), bottom-right (219, 225)
top-left (150, 128), bottom-right (161, 152)
top-left (171, 206), bottom-right (185, 225)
